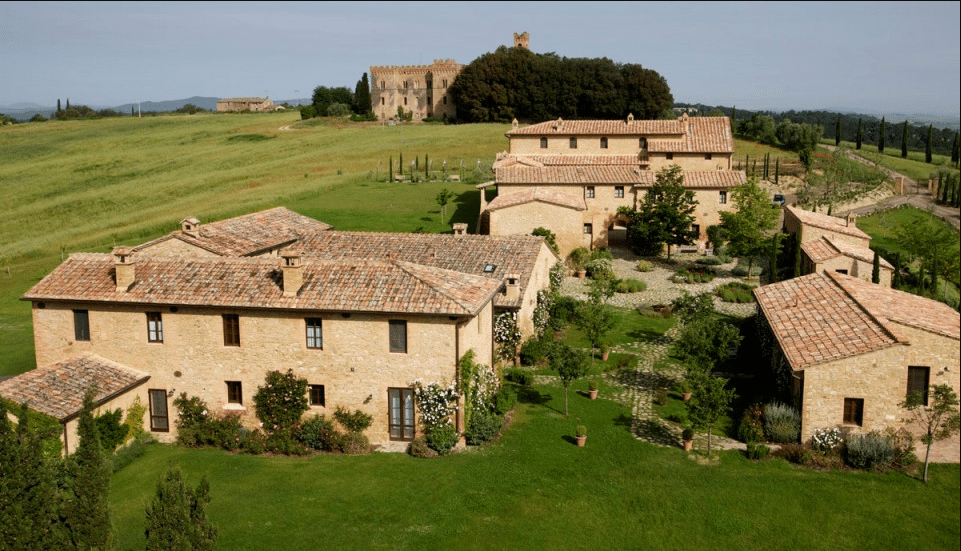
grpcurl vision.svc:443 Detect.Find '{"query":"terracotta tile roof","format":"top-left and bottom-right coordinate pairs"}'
top-left (0, 355), bottom-right (149, 421)
top-left (485, 188), bottom-right (587, 212)
top-left (632, 171), bottom-right (746, 189)
top-left (754, 272), bottom-right (960, 370)
top-left (802, 237), bottom-right (893, 269)
top-left (506, 116), bottom-right (734, 153)
top-left (496, 154), bottom-right (643, 167)
top-left (294, 232), bottom-right (555, 309)
top-left (785, 205), bottom-right (871, 242)
top-left (496, 165), bottom-right (744, 188)
top-left (22, 254), bottom-right (501, 317)
top-left (133, 207), bottom-right (333, 257)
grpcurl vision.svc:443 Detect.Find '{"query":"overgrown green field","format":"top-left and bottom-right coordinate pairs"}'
top-left (0, 113), bottom-right (509, 375)
top-left (109, 384), bottom-right (960, 550)
top-left (833, 140), bottom-right (959, 181)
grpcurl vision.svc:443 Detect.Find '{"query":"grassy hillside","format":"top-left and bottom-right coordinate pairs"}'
top-left (0, 112), bottom-right (509, 374)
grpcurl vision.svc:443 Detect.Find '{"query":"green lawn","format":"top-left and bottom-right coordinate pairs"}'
top-left (110, 382), bottom-right (961, 550)
top-left (0, 113), bottom-right (509, 375)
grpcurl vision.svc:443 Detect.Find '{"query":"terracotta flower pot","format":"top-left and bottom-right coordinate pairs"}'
top-left (601, 351), bottom-right (610, 361)
top-left (683, 439), bottom-right (693, 452)
top-left (589, 389), bottom-right (598, 400)
top-left (683, 392), bottom-right (692, 401)
top-left (576, 435), bottom-right (587, 447)
top-left (576, 270), bottom-right (586, 279)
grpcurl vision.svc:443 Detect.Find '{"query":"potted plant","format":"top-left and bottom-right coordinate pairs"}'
top-left (680, 380), bottom-right (692, 402)
top-left (575, 425), bottom-right (587, 447)
top-left (599, 342), bottom-right (611, 362)
top-left (568, 247), bottom-right (590, 279)
top-left (588, 380), bottom-right (599, 400)
top-left (682, 427), bottom-right (694, 451)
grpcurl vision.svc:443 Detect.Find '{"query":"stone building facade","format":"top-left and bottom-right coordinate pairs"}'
top-left (369, 59), bottom-right (462, 121)
top-left (480, 114), bottom-right (744, 258)
top-left (216, 97), bottom-right (278, 112)
top-left (754, 271), bottom-right (960, 461)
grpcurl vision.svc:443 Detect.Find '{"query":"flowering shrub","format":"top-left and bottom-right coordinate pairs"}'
top-left (494, 311), bottom-right (522, 362)
top-left (532, 289), bottom-right (555, 336)
top-left (548, 262), bottom-right (564, 291)
top-left (173, 393), bottom-right (209, 431)
top-left (253, 369), bottom-right (309, 433)
top-left (411, 379), bottom-right (459, 430)
top-left (763, 402), bottom-right (801, 443)
top-left (811, 427), bottom-right (843, 453)
top-left (122, 396), bottom-right (147, 443)
top-left (458, 350), bottom-right (497, 429)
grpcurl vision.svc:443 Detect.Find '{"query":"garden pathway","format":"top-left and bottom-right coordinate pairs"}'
top-left (559, 253), bottom-right (751, 453)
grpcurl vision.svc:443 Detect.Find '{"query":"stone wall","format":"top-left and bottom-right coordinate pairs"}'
top-left (31, 300), bottom-right (494, 446)
top-left (812, 256), bottom-right (893, 287)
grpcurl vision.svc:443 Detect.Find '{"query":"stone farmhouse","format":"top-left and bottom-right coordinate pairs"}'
top-left (370, 60), bottom-right (462, 122)
top-left (478, 114), bottom-right (745, 258)
top-left (216, 97), bottom-right (280, 112)
top-left (754, 270), bottom-right (960, 460)
top-left (783, 205), bottom-right (893, 287)
top-left (1, 208), bottom-right (555, 453)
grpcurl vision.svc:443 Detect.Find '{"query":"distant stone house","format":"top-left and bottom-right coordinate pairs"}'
top-left (783, 205), bottom-right (893, 287)
top-left (1, 208), bottom-right (555, 452)
top-left (479, 114), bottom-right (744, 258)
top-left (370, 60), bottom-right (462, 121)
top-left (216, 97), bottom-right (279, 112)
top-left (754, 271), bottom-right (960, 462)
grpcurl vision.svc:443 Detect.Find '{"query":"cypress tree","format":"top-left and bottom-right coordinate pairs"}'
top-left (61, 390), bottom-right (113, 550)
top-left (892, 253), bottom-right (901, 288)
top-left (399, 152), bottom-right (403, 174)
top-left (855, 118), bottom-right (863, 150)
top-left (731, 106), bottom-right (736, 132)
top-left (66, 98), bottom-right (70, 109)
top-left (792, 233), bottom-right (802, 278)
top-left (878, 117), bottom-right (886, 153)
top-left (352, 72), bottom-right (372, 115)
top-left (424, 153), bottom-right (429, 177)
top-left (774, 158), bottom-right (780, 185)
top-left (951, 132), bottom-right (959, 167)
top-left (57, 99), bottom-right (61, 111)
top-left (388, 157), bottom-right (393, 183)
top-left (901, 120), bottom-right (908, 158)
top-left (925, 125), bottom-right (933, 163)
top-left (872, 249), bottom-right (880, 284)
top-left (835, 116), bottom-right (841, 146)
top-left (144, 467), bottom-right (216, 551)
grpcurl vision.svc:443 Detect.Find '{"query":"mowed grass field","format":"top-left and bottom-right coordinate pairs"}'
top-left (0, 112), bottom-right (508, 375)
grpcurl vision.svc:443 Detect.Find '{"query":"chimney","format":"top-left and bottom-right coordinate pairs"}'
top-left (281, 251), bottom-right (303, 297)
top-left (181, 217), bottom-right (200, 237)
top-left (452, 223), bottom-right (468, 236)
top-left (504, 274), bottom-right (520, 302)
top-left (113, 246), bottom-right (135, 292)
top-left (846, 212), bottom-right (857, 228)
top-left (511, 118), bottom-right (518, 130)
top-left (627, 113), bottom-right (634, 123)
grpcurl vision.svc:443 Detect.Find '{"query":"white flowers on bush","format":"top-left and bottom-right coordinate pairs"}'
top-left (532, 290), bottom-right (555, 336)
top-left (812, 427), bottom-right (843, 452)
top-left (494, 311), bottom-right (521, 361)
top-left (410, 379), bottom-right (459, 430)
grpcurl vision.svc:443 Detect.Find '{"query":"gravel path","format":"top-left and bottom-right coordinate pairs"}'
top-left (560, 251), bottom-right (754, 453)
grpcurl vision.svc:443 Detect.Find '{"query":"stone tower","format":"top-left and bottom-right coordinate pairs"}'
top-left (514, 32), bottom-right (530, 49)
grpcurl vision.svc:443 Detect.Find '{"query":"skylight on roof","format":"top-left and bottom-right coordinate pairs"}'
top-left (484, 264), bottom-right (496, 273)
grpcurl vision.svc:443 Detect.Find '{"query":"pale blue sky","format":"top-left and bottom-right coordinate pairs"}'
top-left (2, 1), bottom-right (959, 116)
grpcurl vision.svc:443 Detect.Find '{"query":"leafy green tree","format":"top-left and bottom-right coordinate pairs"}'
top-left (686, 373), bottom-right (736, 456)
top-left (548, 343), bottom-right (590, 416)
top-left (574, 280), bottom-right (617, 364)
top-left (719, 178), bottom-right (781, 278)
top-left (620, 165), bottom-right (698, 259)
top-left (436, 188), bottom-right (455, 224)
top-left (739, 114), bottom-right (777, 144)
top-left (878, 116), bottom-right (886, 153)
top-left (674, 319), bottom-right (743, 375)
top-left (531, 227), bottom-right (559, 255)
top-left (670, 291), bottom-right (715, 326)
top-left (60, 390), bottom-right (113, 550)
top-left (144, 467), bottom-right (216, 550)
top-left (896, 216), bottom-right (959, 296)
top-left (352, 72), bottom-right (372, 115)
top-left (253, 370), bottom-right (309, 433)
top-left (0, 401), bottom-right (61, 549)
top-left (901, 120), bottom-right (909, 158)
top-left (925, 125), bottom-right (933, 164)
top-left (900, 384), bottom-right (961, 483)
top-left (855, 118), bottom-right (863, 150)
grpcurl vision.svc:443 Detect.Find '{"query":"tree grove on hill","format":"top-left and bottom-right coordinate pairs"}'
top-left (448, 46), bottom-right (673, 123)
top-left (311, 85), bottom-right (353, 117)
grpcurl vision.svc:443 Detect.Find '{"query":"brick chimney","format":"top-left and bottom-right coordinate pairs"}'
top-left (452, 223), bottom-right (468, 236)
top-left (281, 251), bottom-right (303, 297)
top-left (504, 274), bottom-right (520, 302)
top-left (846, 212), bottom-right (857, 228)
top-left (181, 217), bottom-right (200, 237)
top-left (113, 246), bottom-right (135, 292)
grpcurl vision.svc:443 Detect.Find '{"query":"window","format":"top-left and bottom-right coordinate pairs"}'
top-left (306, 318), bottom-right (323, 350)
top-left (148, 389), bottom-right (169, 432)
top-left (380, 81), bottom-right (385, 90)
top-left (583, 223), bottom-right (593, 235)
top-left (692, 224), bottom-right (700, 237)
top-left (614, 186), bottom-right (624, 198)
top-left (719, 190), bottom-right (727, 204)
top-left (639, 137), bottom-right (648, 149)
top-left (226, 381), bottom-right (243, 404)
top-left (907, 366), bottom-right (930, 405)
top-left (540, 137), bottom-right (548, 149)
top-left (443, 97), bottom-right (447, 105)
top-left (73, 309), bottom-right (90, 341)
top-left (569, 137), bottom-right (577, 149)
top-left (403, 97), bottom-right (407, 105)
top-left (223, 314), bottom-right (240, 347)
top-left (403, 81), bottom-right (408, 89)
top-left (705, 153), bottom-right (712, 160)
top-left (388, 387), bottom-right (415, 441)
top-left (600, 137), bottom-right (608, 149)
top-left (666, 153), bottom-right (674, 160)
top-left (147, 312), bottom-right (163, 343)
top-left (585, 186), bottom-right (595, 199)
top-left (484, 264), bottom-right (496, 273)
top-left (381, 97), bottom-right (385, 105)
top-left (835, 269), bottom-right (848, 275)
top-left (843, 398), bottom-right (864, 426)
top-left (443, 79), bottom-right (448, 88)
top-left (309, 384), bottom-right (326, 407)
top-left (389, 320), bottom-right (407, 353)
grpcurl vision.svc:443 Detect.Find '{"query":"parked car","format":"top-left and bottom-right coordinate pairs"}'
top-left (772, 193), bottom-right (786, 207)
